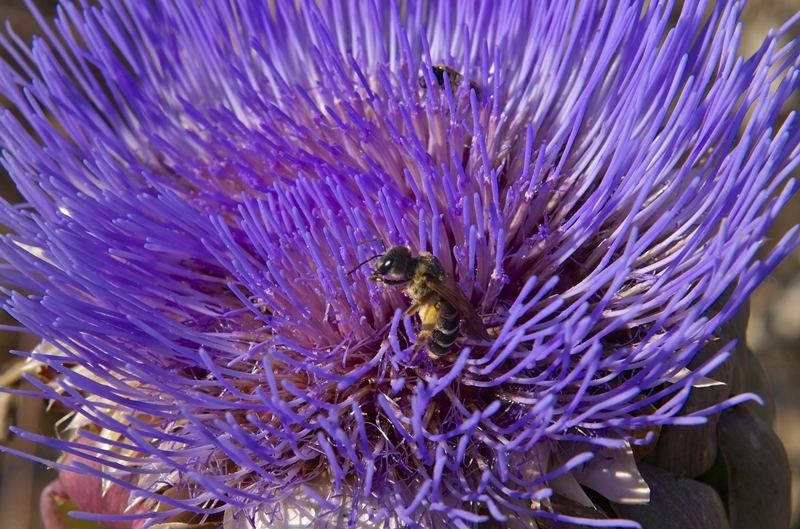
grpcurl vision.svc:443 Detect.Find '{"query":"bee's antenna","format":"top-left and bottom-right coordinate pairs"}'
top-left (347, 254), bottom-right (381, 275)
top-left (347, 238), bottom-right (386, 275)
top-left (359, 238), bottom-right (385, 252)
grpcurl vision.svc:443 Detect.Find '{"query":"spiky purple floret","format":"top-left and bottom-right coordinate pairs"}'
top-left (1, 0), bottom-right (799, 527)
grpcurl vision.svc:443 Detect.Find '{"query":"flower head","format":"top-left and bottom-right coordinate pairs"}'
top-left (1, 1), bottom-right (799, 528)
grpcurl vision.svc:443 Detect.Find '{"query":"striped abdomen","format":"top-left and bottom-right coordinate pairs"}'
top-left (426, 299), bottom-right (461, 356)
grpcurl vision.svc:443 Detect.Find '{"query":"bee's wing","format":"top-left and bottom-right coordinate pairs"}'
top-left (428, 274), bottom-right (491, 342)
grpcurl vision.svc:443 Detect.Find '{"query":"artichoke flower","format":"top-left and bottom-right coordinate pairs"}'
top-left (0, 1), bottom-right (796, 528)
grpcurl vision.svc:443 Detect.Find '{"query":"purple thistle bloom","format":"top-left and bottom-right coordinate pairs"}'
top-left (0, 0), bottom-right (798, 527)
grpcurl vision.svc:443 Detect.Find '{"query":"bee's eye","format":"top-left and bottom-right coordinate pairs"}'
top-left (380, 259), bottom-right (392, 272)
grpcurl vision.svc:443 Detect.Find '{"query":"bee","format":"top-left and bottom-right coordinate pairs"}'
top-left (418, 64), bottom-right (483, 101)
top-left (350, 246), bottom-right (490, 356)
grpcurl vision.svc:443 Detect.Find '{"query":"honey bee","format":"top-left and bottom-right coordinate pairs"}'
top-left (418, 64), bottom-right (483, 100)
top-left (350, 246), bottom-right (490, 356)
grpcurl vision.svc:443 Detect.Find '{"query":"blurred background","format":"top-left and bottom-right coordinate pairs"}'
top-left (0, 1), bottom-right (799, 528)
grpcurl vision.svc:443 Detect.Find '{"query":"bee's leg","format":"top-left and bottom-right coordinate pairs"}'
top-left (404, 303), bottom-right (420, 317)
top-left (413, 329), bottom-right (431, 353)
top-left (414, 316), bottom-right (436, 354)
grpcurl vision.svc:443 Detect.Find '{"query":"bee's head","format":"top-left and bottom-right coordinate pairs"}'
top-left (369, 246), bottom-right (412, 281)
top-left (432, 65), bottom-right (450, 86)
